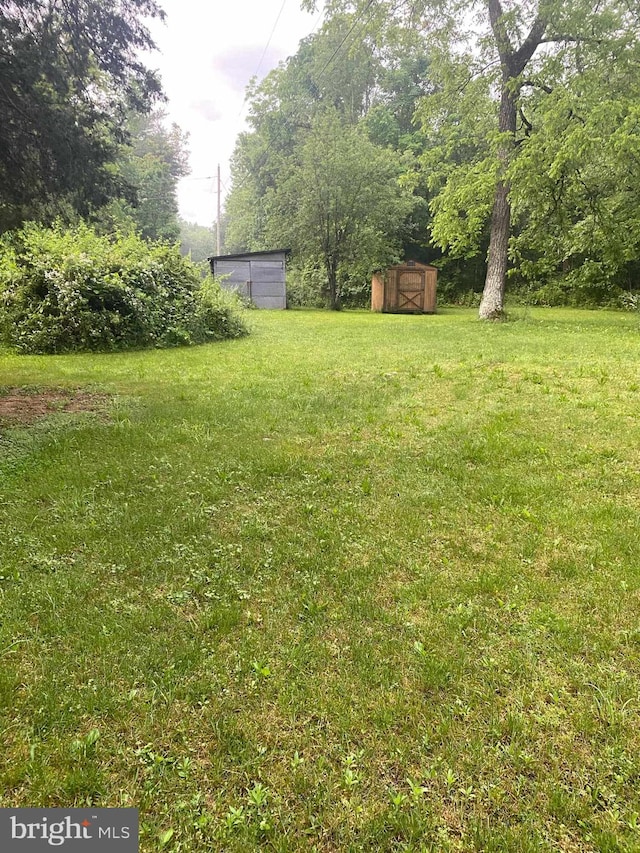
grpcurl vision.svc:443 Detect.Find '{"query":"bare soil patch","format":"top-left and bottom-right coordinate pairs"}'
top-left (0, 388), bottom-right (109, 427)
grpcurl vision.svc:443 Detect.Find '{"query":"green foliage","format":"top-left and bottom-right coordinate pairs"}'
top-left (0, 224), bottom-right (248, 354)
top-left (287, 260), bottom-right (373, 309)
top-left (190, 275), bottom-right (250, 343)
top-left (416, 66), bottom-right (497, 261)
top-left (620, 291), bottom-right (640, 312)
top-left (179, 220), bottom-right (216, 264)
top-left (517, 272), bottom-right (624, 309)
top-left (428, 158), bottom-right (497, 259)
top-left (509, 54), bottom-right (640, 295)
top-left (224, 16), bottom-right (428, 306)
top-left (435, 255), bottom-right (488, 305)
top-left (94, 112), bottom-right (190, 243)
top-left (268, 112), bottom-right (416, 309)
top-left (285, 263), bottom-right (328, 308)
top-left (0, 0), bottom-right (164, 233)
top-left (375, 0), bottom-right (640, 312)
top-left (228, 105), bottom-right (417, 309)
top-left (228, 0), bottom-right (640, 311)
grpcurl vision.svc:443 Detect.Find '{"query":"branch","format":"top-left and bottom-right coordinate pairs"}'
top-left (487, 0), bottom-right (511, 62)
top-left (518, 106), bottom-right (533, 135)
top-left (567, 108), bottom-right (586, 126)
top-left (487, 2), bottom-right (547, 77)
top-left (521, 79), bottom-right (553, 94)
top-left (539, 35), bottom-right (603, 45)
top-left (513, 15), bottom-right (547, 73)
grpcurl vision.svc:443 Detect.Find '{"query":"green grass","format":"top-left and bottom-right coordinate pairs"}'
top-left (1, 307), bottom-right (640, 852)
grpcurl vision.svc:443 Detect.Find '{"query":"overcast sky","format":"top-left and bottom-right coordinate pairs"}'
top-left (147, 0), bottom-right (322, 226)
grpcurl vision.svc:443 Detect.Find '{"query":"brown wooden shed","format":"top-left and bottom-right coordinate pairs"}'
top-left (371, 261), bottom-right (437, 314)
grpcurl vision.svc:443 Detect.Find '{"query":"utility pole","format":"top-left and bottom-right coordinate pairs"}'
top-left (216, 163), bottom-right (221, 255)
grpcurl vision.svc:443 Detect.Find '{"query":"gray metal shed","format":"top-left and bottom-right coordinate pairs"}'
top-left (208, 250), bottom-right (289, 309)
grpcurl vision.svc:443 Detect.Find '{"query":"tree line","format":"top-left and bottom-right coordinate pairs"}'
top-left (225, 0), bottom-right (640, 315)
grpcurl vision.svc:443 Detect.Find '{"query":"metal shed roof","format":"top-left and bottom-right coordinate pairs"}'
top-left (207, 249), bottom-right (291, 262)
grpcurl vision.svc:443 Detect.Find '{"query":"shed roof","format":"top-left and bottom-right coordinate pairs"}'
top-left (387, 260), bottom-right (438, 271)
top-left (208, 249), bottom-right (291, 262)
top-left (373, 259), bottom-right (438, 273)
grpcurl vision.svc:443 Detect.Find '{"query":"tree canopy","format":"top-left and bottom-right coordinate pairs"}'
top-left (0, 0), bottom-right (164, 232)
top-left (96, 111), bottom-right (190, 242)
top-left (306, 0), bottom-right (640, 315)
top-left (270, 111), bottom-right (416, 309)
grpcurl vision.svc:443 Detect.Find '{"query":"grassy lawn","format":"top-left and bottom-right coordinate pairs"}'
top-left (1, 307), bottom-right (640, 852)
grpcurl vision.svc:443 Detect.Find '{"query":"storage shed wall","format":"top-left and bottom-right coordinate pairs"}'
top-left (371, 273), bottom-right (385, 312)
top-left (371, 262), bottom-right (437, 314)
top-left (213, 253), bottom-right (286, 309)
top-left (422, 268), bottom-right (437, 313)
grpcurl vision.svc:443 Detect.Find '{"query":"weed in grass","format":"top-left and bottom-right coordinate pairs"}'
top-left (590, 684), bottom-right (636, 729)
top-left (251, 660), bottom-right (272, 679)
top-left (70, 728), bottom-right (100, 759)
top-left (406, 777), bottom-right (428, 803)
top-left (290, 751), bottom-right (304, 771)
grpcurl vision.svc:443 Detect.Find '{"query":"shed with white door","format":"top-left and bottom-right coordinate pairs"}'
top-left (208, 249), bottom-right (289, 309)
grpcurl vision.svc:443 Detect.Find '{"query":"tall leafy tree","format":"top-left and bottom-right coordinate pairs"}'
top-left (106, 112), bottom-right (190, 242)
top-left (415, 65), bottom-right (496, 261)
top-left (0, 0), bottom-right (164, 232)
top-left (267, 111), bottom-right (415, 309)
top-left (179, 220), bottom-right (216, 263)
top-left (225, 11), bottom-right (426, 302)
top-left (507, 37), bottom-right (640, 302)
top-left (226, 12), bottom-right (389, 254)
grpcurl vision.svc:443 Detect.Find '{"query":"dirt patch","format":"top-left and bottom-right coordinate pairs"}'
top-left (0, 388), bottom-right (109, 427)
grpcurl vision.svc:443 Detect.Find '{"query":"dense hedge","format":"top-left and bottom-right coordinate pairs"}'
top-left (0, 223), bottom-right (248, 353)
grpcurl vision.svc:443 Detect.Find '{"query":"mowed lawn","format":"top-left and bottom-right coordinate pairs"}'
top-left (1, 308), bottom-right (640, 852)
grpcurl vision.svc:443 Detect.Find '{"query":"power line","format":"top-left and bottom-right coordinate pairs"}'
top-left (236, 3), bottom-right (325, 122)
top-left (180, 173), bottom-right (230, 189)
top-left (238, 0), bottom-right (288, 119)
top-left (254, 0), bottom-right (288, 80)
top-left (315, 0), bottom-right (376, 84)
top-left (310, 7), bottom-right (325, 35)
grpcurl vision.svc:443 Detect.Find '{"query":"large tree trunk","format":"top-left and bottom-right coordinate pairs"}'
top-left (326, 257), bottom-right (341, 310)
top-left (479, 85), bottom-right (517, 320)
top-left (479, 1), bottom-right (546, 319)
top-left (479, 179), bottom-right (511, 319)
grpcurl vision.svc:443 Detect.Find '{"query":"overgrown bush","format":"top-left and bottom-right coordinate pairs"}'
top-left (0, 223), bottom-right (248, 353)
top-left (520, 275), bottom-right (623, 308)
top-left (619, 291), bottom-right (640, 311)
top-left (286, 263), bottom-right (329, 308)
top-left (190, 274), bottom-right (250, 342)
top-left (286, 261), bottom-right (378, 309)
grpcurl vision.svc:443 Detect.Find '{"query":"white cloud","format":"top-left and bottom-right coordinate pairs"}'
top-left (190, 99), bottom-right (223, 122)
top-left (211, 46), bottom-right (282, 91)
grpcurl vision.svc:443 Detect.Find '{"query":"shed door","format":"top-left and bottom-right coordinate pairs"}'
top-left (247, 259), bottom-right (286, 309)
top-left (216, 260), bottom-right (251, 299)
top-left (397, 270), bottom-right (425, 312)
